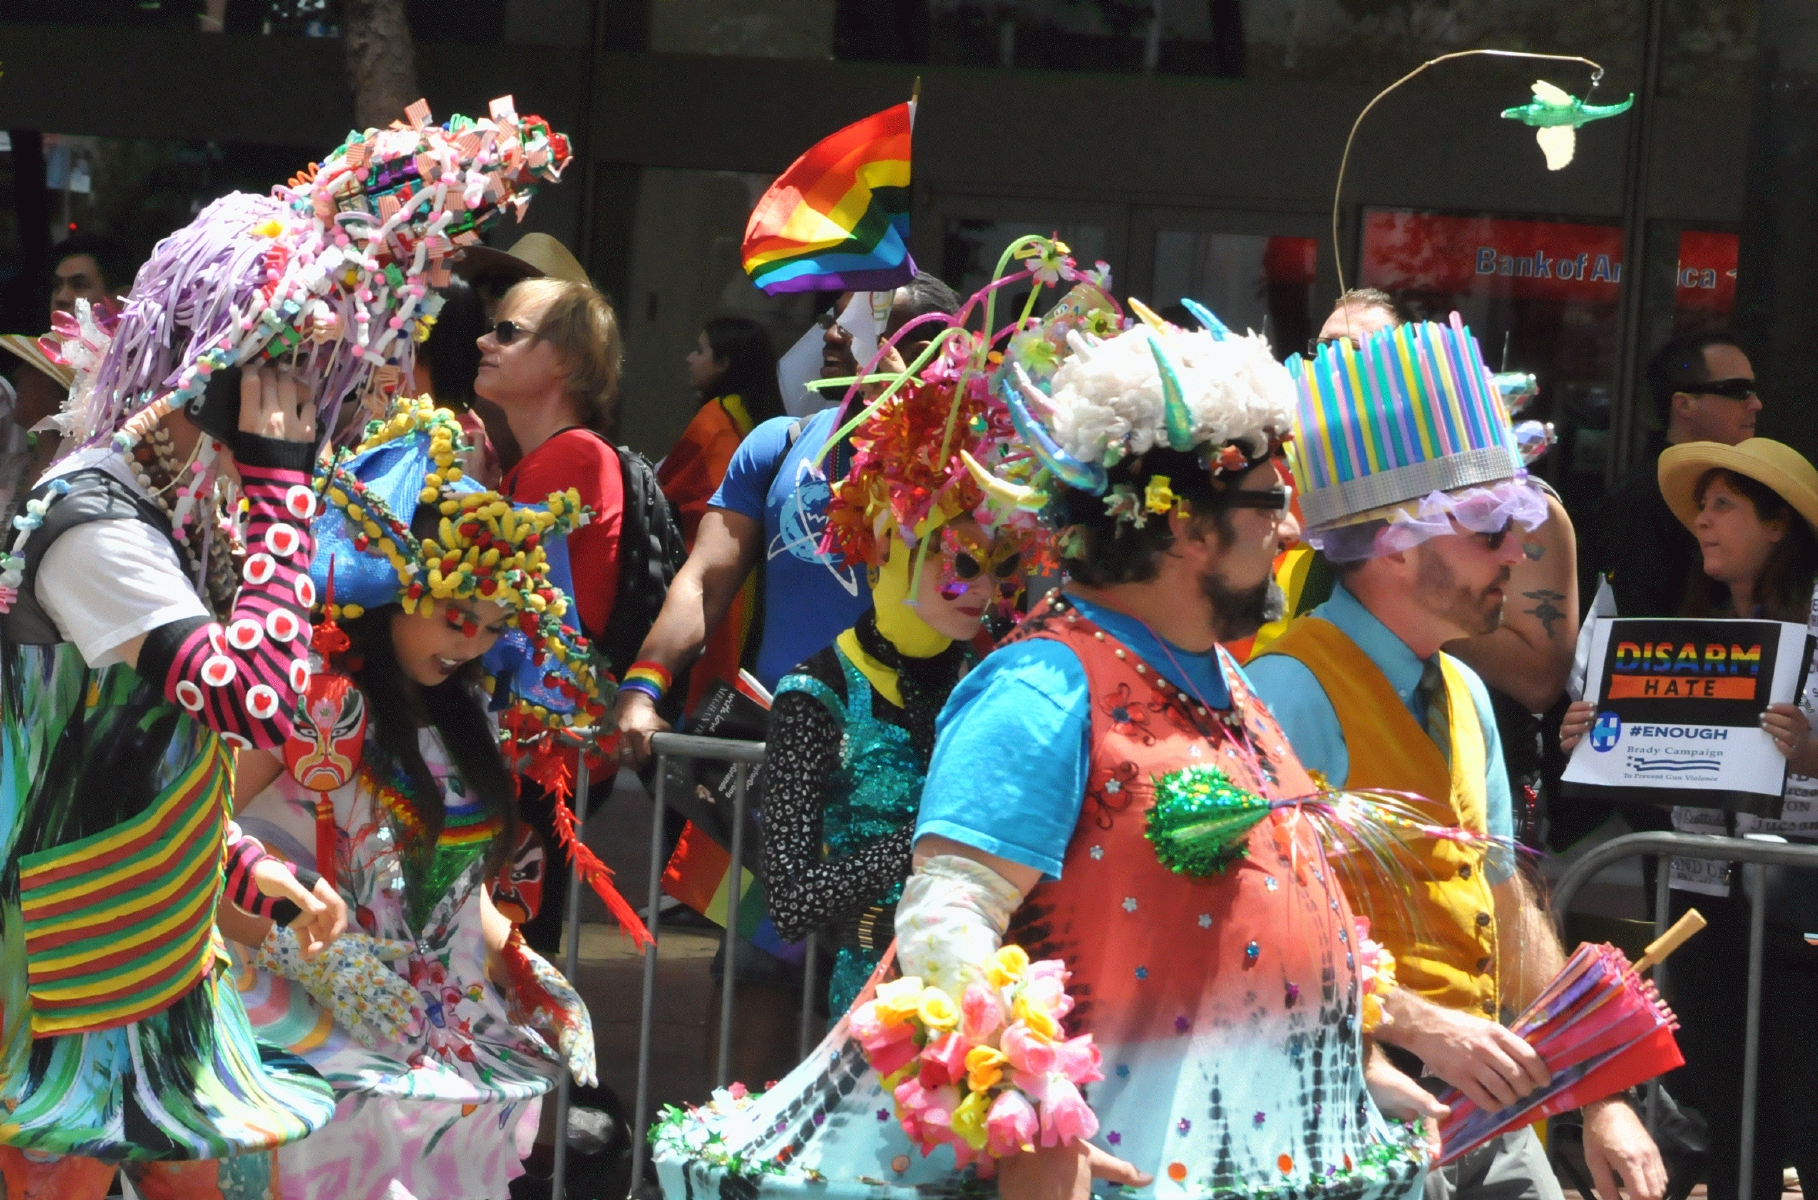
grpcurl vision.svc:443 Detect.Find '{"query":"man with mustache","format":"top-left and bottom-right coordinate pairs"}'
top-left (1246, 319), bottom-right (1665, 1200)
top-left (650, 310), bottom-right (1447, 1200)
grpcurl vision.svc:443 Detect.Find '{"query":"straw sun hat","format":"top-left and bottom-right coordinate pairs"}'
top-left (452, 232), bottom-right (590, 287)
top-left (1657, 437), bottom-right (1818, 534)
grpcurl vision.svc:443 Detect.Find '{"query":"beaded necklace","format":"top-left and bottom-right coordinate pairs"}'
top-left (121, 428), bottom-right (243, 620)
top-left (1051, 592), bottom-right (1274, 780)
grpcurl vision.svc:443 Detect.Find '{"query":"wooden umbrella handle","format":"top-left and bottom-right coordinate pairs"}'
top-left (1634, 909), bottom-right (1707, 974)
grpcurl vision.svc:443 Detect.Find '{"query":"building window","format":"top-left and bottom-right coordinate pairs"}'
top-left (1358, 207), bottom-right (1625, 514)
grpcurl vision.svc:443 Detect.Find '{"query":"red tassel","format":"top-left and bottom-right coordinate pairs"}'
top-left (313, 562), bottom-right (352, 657)
top-left (522, 738), bottom-right (574, 804)
top-left (551, 789), bottom-right (654, 951)
top-left (314, 794), bottom-right (337, 890)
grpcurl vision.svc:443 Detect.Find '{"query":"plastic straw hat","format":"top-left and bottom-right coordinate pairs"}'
top-left (1286, 313), bottom-right (1524, 532)
top-left (1658, 437), bottom-right (1818, 535)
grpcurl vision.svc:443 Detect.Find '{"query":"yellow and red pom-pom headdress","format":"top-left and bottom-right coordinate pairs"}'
top-left (310, 396), bottom-right (604, 731)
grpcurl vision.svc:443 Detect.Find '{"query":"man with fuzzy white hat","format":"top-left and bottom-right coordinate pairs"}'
top-left (652, 283), bottom-right (1446, 1200)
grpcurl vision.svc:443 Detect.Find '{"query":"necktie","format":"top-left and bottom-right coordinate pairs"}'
top-left (1418, 656), bottom-right (1451, 766)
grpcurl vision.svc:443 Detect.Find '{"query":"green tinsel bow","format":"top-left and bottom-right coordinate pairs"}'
top-left (1144, 764), bottom-right (1274, 877)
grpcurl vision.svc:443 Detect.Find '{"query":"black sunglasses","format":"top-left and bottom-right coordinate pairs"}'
top-left (1693, 378), bottom-right (1758, 401)
top-left (1307, 335), bottom-right (1358, 358)
top-left (951, 550), bottom-right (1023, 582)
top-left (1224, 485), bottom-right (1295, 519)
top-left (1472, 522), bottom-right (1514, 552)
top-left (492, 319), bottom-right (538, 346)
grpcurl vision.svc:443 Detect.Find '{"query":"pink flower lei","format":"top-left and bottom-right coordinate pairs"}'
top-left (849, 944), bottom-right (1101, 1174)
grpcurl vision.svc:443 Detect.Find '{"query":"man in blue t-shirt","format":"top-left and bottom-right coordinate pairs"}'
top-left (616, 273), bottom-right (960, 766)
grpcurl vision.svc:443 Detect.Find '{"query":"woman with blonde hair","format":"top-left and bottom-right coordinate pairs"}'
top-left (476, 277), bottom-right (626, 646)
top-left (474, 277), bottom-right (630, 969)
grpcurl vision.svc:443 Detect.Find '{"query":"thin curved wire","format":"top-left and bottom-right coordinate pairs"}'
top-left (1332, 48), bottom-right (1607, 296)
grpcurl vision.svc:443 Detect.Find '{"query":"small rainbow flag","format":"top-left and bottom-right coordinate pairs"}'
top-left (741, 100), bottom-right (916, 295)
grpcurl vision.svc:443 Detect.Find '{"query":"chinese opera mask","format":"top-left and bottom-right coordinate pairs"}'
top-left (490, 826), bottom-right (547, 925)
top-left (284, 669), bottom-right (368, 791)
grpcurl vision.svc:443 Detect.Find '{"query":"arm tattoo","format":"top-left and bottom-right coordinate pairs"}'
top-left (1522, 588), bottom-right (1567, 638)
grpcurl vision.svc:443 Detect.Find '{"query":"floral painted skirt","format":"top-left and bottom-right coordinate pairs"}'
top-left (652, 1008), bottom-right (1429, 1200)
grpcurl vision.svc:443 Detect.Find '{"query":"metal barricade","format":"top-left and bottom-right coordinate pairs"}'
top-left (1550, 829), bottom-right (1818, 1200)
top-left (541, 731), bottom-right (827, 1200)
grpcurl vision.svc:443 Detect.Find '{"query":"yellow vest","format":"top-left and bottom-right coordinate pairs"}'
top-left (1255, 617), bottom-right (1500, 1019)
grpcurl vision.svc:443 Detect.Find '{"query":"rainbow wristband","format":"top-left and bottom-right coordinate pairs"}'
top-left (623, 661), bottom-right (672, 697)
top-left (619, 678), bottom-right (664, 704)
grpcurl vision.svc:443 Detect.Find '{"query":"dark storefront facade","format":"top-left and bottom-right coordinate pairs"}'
top-left (0, 0), bottom-right (1765, 542)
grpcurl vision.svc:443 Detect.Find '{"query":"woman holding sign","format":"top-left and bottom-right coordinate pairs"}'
top-left (1562, 437), bottom-right (1818, 1200)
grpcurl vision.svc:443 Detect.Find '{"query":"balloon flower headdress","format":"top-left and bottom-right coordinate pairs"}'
top-left (811, 237), bottom-right (1298, 582)
top-left (53, 95), bottom-right (568, 455)
top-left (818, 359), bottom-right (1050, 618)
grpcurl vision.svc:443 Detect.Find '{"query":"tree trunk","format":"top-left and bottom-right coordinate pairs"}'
top-left (343, 0), bottom-right (421, 130)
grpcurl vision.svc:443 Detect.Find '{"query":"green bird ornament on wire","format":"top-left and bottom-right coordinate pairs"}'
top-left (1501, 80), bottom-right (1635, 171)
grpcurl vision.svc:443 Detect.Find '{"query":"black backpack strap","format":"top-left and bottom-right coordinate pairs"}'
top-left (571, 437), bottom-right (688, 709)
top-left (3, 469), bottom-right (177, 646)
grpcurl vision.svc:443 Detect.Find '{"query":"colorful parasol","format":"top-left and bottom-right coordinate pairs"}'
top-left (1435, 910), bottom-right (1705, 1163)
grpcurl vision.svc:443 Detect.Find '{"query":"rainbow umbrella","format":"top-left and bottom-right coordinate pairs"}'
top-left (1435, 911), bottom-right (1703, 1163)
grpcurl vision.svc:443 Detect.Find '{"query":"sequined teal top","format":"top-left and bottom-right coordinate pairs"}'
top-left (764, 633), bottom-right (968, 1014)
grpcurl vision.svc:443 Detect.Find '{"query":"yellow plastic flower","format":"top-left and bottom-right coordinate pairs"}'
top-left (950, 1089), bottom-right (990, 1151)
top-left (1144, 474), bottom-right (1177, 514)
top-left (1012, 993), bottom-right (1060, 1041)
top-left (917, 987), bottom-right (960, 1031)
top-left (873, 976), bottom-right (925, 1024)
top-left (985, 945), bottom-right (1030, 988)
top-left (965, 1045), bottom-right (1006, 1093)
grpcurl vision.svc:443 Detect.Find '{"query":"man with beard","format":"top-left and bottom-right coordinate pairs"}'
top-left (1302, 293), bottom-right (1579, 849)
top-left (651, 307), bottom-right (1446, 1200)
top-left (1247, 319), bottom-right (1665, 1200)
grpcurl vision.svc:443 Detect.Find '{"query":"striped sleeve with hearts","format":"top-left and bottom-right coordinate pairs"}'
top-left (223, 824), bottom-right (282, 918)
top-left (138, 452), bottom-right (319, 751)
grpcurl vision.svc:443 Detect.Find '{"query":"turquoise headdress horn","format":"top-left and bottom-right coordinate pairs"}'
top-left (1001, 366), bottom-right (1108, 495)
top-left (1179, 298), bottom-right (1230, 341)
top-left (1147, 333), bottom-right (1198, 453)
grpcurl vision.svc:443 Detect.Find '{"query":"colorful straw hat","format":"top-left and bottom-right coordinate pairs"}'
top-left (1284, 313), bottom-right (1546, 560)
top-left (1286, 313), bottom-right (1524, 530)
top-left (1658, 437), bottom-right (1818, 535)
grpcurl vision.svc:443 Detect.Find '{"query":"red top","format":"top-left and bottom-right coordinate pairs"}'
top-left (503, 428), bottom-right (623, 641)
top-left (1001, 594), bottom-right (1334, 1038)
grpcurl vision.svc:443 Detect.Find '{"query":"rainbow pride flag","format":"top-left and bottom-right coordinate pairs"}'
top-left (741, 101), bottom-right (916, 295)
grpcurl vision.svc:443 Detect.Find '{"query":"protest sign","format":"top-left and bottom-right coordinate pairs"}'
top-left (1562, 616), bottom-right (1815, 816)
